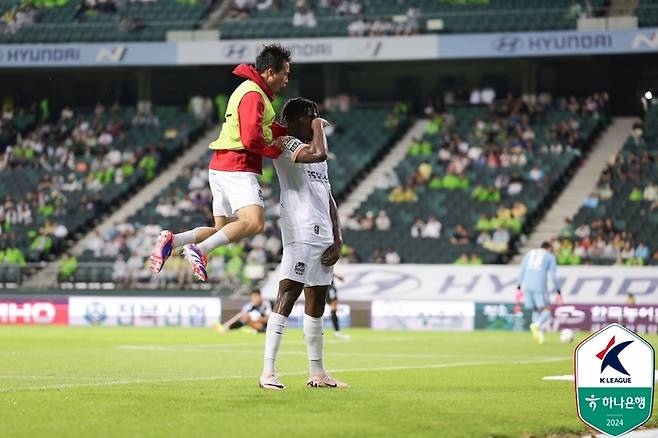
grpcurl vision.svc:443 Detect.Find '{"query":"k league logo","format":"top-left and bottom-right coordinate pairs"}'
top-left (597, 336), bottom-right (633, 377)
top-left (575, 323), bottom-right (654, 437)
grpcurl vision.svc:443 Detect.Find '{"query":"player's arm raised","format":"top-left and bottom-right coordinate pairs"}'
top-left (294, 117), bottom-right (329, 163)
top-left (322, 193), bottom-right (342, 267)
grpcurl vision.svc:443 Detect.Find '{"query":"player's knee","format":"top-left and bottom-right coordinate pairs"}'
top-left (247, 219), bottom-right (264, 235)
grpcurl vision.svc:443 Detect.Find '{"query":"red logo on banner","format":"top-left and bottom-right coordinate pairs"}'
top-left (0, 300), bottom-right (69, 325)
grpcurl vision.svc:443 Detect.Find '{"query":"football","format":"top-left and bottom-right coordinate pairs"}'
top-left (560, 328), bottom-right (575, 343)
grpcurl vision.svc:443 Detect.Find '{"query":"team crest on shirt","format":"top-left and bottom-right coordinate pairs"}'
top-left (294, 262), bottom-right (306, 276)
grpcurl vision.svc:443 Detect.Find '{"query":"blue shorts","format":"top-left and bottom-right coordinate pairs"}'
top-left (524, 289), bottom-right (549, 309)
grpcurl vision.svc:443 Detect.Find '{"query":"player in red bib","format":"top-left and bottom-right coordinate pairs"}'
top-left (149, 44), bottom-right (290, 282)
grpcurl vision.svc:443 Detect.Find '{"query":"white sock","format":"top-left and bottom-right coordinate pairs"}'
top-left (198, 230), bottom-right (230, 255)
top-left (303, 313), bottom-right (325, 376)
top-left (263, 313), bottom-right (287, 376)
top-left (173, 230), bottom-right (196, 248)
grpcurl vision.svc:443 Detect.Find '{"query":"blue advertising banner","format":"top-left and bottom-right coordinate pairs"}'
top-left (0, 28), bottom-right (656, 68)
top-left (437, 28), bottom-right (658, 59)
top-left (0, 42), bottom-right (176, 68)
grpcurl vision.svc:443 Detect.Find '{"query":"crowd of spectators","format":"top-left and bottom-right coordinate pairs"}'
top-left (344, 92), bottom-right (609, 263)
top-left (0, 99), bottom-right (198, 272)
top-left (552, 117), bottom-right (658, 266)
top-left (227, 0), bottom-right (422, 35)
top-left (79, 161), bottom-right (284, 288)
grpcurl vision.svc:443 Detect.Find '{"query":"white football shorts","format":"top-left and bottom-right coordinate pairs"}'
top-left (208, 170), bottom-right (264, 217)
top-left (279, 241), bottom-right (334, 287)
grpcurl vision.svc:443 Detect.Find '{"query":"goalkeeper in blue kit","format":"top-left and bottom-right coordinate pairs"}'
top-left (517, 242), bottom-right (562, 344)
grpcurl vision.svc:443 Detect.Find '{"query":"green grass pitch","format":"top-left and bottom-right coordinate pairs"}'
top-left (1, 327), bottom-right (656, 437)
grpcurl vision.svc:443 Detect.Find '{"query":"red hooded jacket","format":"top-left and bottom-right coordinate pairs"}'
top-left (209, 64), bottom-right (286, 174)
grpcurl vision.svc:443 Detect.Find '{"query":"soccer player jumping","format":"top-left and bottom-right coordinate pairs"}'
top-left (149, 44), bottom-right (291, 282)
top-left (259, 98), bottom-right (348, 390)
top-left (517, 241), bottom-right (562, 344)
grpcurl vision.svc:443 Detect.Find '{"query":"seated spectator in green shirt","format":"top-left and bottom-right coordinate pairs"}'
top-left (476, 214), bottom-right (493, 231)
top-left (469, 253), bottom-right (483, 265)
top-left (486, 185), bottom-right (500, 202)
top-left (472, 185), bottom-right (487, 201)
top-left (3, 246), bottom-right (26, 267)
top-left (455, 253), bottom-right (469, 265)
top-left (408, 137), bottom-right (432, 156)
top-left (629, 187), bottom-right (643, 202)
top-left (442, 171), bottom-right (469, 190)
top-left (505, 216), bottom-right (522, 234)
top-left (557, 240), bottom-right (574, 265)
top-left (30, 231), bottom-right (53, 257)
top-left (429, 175), bottom-right (443, 189)
top-left (59, 252), bottom-right (78, 280)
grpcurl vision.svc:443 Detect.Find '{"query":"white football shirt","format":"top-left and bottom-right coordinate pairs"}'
top-left (273, 137), bottom-right (335, 246)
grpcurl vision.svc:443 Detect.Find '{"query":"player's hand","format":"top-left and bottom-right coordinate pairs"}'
top-left (274, 135), bottom-right (292, 150)
top-left (312, 117), bottom-right (331, 128)
top-left (555, 290), bottom-right (564, 306)
top-left (321, 242), bottom-right (341, 266)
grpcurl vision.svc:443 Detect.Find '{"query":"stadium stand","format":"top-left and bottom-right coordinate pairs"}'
top-left (341, 94), bottom-right (609, 264)
top-left (0, 102), bottom-right (204, 285)
top-left (637, 0), bottom-right (658, 28)
top-left (549, 103), bottom-right (658, 266)
top-left (63, 104), bottom-right (404, 289)
top-left (221, 0), bottom-right (612, 40)
top-left (0, 0), bottom-right (646, 43)
top-left (0, 0), bottom-right (215, 43)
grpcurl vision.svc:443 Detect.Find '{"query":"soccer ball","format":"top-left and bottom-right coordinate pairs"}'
top-left (560, 328), bottom-right (574, 343)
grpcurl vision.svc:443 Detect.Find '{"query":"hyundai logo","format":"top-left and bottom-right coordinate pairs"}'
top-left (223, 44), bottom-right (249, 59)
top-left (492, 36), bottom-right (523, 53)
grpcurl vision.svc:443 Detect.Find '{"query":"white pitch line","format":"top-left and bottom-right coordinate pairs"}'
top-left (0, 356), bottom-right (570, 393)
top-left (112, 336), bottom-right (438, 350)
top-left (115, 345), bottom-right (564, 361)
top-left (544, 371), bottom-right (658, 382)
top-left (115, 345), bottom-right (463, 359)
top-left (0, 375), bottom-right (110, 381)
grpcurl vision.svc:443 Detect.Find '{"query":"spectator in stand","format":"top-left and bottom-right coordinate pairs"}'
top-left (375, 210), bottom-right (391, 231)
top-left (574, 223), bottom-right (590, 239)
top-left (470, 253), bottom-right (483, 265)
top-left (389, 179), bottom-right (418, 203)
top-left (228, 0), bottom-right (256, 19)
top-left (404, 4), bottom-right (421, 35)
top-left (360, 211), bottom-right (375, 230)
top-left (450, 224), bottom-right (470, 245)
top-left (455, 253), bottom-right (469, 265)
top-left (369, 247), bottom-right (385, 263)
top-left (422, 215), bottom-right (441, 239)
top-left (385, 247), bottom-right (401, 264)
top-left (635, 242), bottom-right (650, 263)
top-left (528, 165), bottom-right (544, 182)
top-left (347, 15), bottom-right (370, 37)
top-left (410, 218), bottom-right (424, 238)
top-left (629, 187), bottom-right (643, 202)
top-left (643, 182), bottom-right (658, 202)
top-left (484, 226), bottom-right (509, 253)
top-left (375, 169), bottom-right (400, 190)
top-left (292, 1), bottom-right (317, 27)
